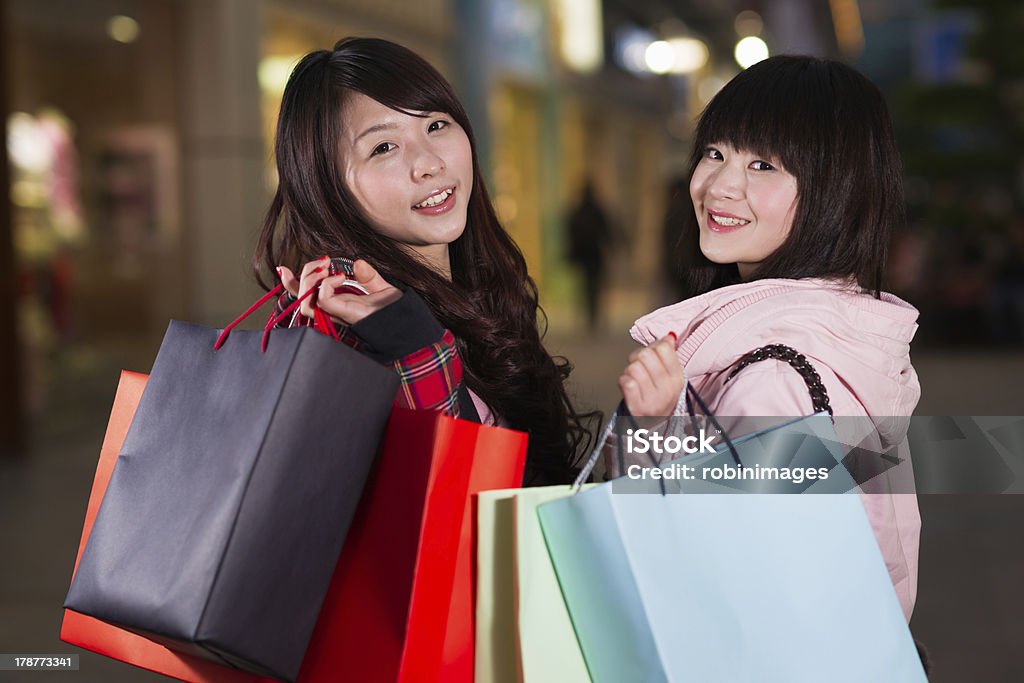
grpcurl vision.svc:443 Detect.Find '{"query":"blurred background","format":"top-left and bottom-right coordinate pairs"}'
top-left (1, 0), bottom-right (1022, 680)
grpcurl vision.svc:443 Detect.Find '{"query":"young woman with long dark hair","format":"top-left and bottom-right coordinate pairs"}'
top-left (254, 37), bottom-right (591, 485)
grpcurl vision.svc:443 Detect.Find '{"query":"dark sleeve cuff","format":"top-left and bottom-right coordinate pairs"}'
top-left (350, 288), bottom-right (445, 363)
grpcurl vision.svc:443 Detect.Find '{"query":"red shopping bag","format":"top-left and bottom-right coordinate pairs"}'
top-left (63, 371), bottom-right (528, 682)
top-left (437, 426), bottom-right (528, 682)
top-left (296, 411), bottom-right (528, 683)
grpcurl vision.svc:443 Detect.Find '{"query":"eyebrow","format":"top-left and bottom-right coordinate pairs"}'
top-left (354, 122), bottom-right (399, 144)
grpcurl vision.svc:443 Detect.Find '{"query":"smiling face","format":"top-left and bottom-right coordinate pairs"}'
top-left (338, 92), bottom-right (474, 277)
top-left (689, 142), bottom-right (799, 279)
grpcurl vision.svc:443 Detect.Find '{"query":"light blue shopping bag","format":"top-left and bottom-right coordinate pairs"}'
top-left (539, 395), bottom-right (926, 682)
top-left (538, 490), bottom-right (925, 682)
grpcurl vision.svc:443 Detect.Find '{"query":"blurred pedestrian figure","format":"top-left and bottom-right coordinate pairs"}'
top-left (567, 181), bottom-right (611, 330)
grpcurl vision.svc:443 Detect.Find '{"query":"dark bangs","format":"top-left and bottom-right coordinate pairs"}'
top-left (694, 57), bottom-right (833, 176)
top-left (330, 37), bottom-right (476, 151)
top-left (680, 56), bottom-right (904, 297)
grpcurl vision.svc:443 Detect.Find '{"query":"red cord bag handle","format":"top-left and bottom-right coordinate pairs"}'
top-left (215, 270), bottom-right (365, 352)
top-left (213, 283), bottom-right (287, 351)
top-left (213, 281), bottom-right (323, 353)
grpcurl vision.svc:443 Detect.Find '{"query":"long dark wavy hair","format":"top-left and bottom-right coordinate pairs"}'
top-left (674, 55), bottom-right (905, 298)
top-left (254, 37), bottom-right (592, 484)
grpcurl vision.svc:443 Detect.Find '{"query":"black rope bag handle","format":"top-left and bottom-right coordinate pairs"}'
top-left (723, 344), bottom-right (834, 418)
top-left (723, 344), bottom-right (932, 674)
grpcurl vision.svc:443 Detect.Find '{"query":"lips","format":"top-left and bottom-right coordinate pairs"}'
top-left (706, 209), bottom-right (750, 233)
top-left (413, 187), bottom-right (455, 209)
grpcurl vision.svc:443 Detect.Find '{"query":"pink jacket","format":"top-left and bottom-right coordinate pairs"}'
top-left (630, 277), bottom-right (922, 621)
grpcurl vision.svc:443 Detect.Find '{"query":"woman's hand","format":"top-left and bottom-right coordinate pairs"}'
top-left (619, 334), bottom-right (685, 417)
top-left (317, 259), bottom-right (402, 325)
top-left (277, 257), bottom-right (402, 326)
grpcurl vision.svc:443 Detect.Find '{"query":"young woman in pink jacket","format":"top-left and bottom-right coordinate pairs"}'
top-left (620, 56), bottom-right (922, 624)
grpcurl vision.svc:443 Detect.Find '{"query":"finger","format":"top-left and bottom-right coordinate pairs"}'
top-left (277, 266), bottom-right (299, 297)
top-left (633, 348), bottom-right (666, 389)
top-left (318, 275), bottom-right (371, 321)
top-left (317, 292), bottom-right (359, 324)
top-left (318, 274), bottom-right (360, 295)
top-left (630, 352), bottom-right (683, 417)
top-left (651, 337), bottom-right (684, 381)
top-left (624, 359), bottom-right (655, 399)
top-left (635, 343), bottom-right (673, 388)
top-left (619, 375), bottom-right (645, 414)
top-left (298, 261), bottom-right (328, 296)
top-left (318, 291), bottom-right (376, 326)
top-left (318, 274), bottom-right (392, 302)
top-left (299, 256), bottom-right (330, 283)
top-left (351, 259), bottom-right (393, 294)
top-left (298, 258), bottom-right (330, 318)
top-left (629, 332), bottom-right (676, 363)
top-left (299, 277), bottom-right (325, 318)
top-left (319, 279), bottom-right (402, 325)
top-left (635, 338), bottom-right (684, 390)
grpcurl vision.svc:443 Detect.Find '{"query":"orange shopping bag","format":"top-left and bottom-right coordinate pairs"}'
top-left (60, 370), bottom-right (274, 683)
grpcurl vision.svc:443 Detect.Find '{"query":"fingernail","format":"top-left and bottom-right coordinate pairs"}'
top-left (668, 332), bottom-right (678, 344)
top-left (275, 266), bottom-right (282, 276)
top-left (312, 267), bottom-right (324, 274)
top-left (320, 255), bottom-right (329, 261)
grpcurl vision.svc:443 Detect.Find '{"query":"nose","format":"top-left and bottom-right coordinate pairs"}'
top-left (705, 161), bottom-right (744, 201)
top-left (411, 142), bottom-right (445, 180)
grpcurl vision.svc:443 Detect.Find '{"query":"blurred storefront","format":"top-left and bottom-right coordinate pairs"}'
top-left (481, 0), bottom-right (673, 330)
top-left (0, 0), bottom-right (677, 443)
top-left (3, 0), bottom-right (851, 450)
top-left (5, 0), bottom-right (187, 436)
top-left (257, 0), bottom-right (679, 331)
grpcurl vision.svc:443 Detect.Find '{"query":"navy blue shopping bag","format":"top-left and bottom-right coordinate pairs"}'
top-left (65, 290), bottom-right (398, 682)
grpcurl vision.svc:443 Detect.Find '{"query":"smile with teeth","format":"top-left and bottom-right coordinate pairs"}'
top-left (414, 188), bottom-right (453, 208)
top-left (709, 212), bottom-right (750, 227)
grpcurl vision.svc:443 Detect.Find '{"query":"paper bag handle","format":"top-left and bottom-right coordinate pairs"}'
top-left (213, 283), bottom-right (286, 351)
top-left (214, 278), bottom-right (328, 352)
top-left (573, 384), bottom-right (744, 492)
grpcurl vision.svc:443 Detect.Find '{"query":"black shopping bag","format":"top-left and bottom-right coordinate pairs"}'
top-left (65, 306), bottom-right (399, 682)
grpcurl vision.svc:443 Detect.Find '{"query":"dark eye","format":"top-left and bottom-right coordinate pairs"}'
top-left (750, 160), bottom-right (776, 171)
top-left (703, 146), bottom-right (723, 161)
top-left (428, 119), bottom-right (450, 133)
top-left (371, 142), bottom-right (395, 157)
